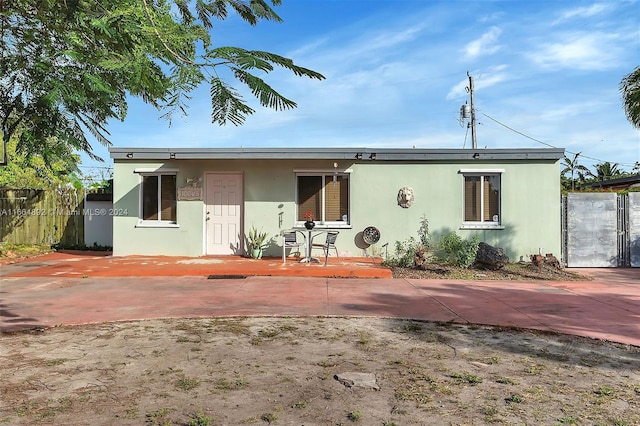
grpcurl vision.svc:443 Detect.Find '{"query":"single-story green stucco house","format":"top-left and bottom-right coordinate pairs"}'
top-left (108, 147), bottom-right (564, 261)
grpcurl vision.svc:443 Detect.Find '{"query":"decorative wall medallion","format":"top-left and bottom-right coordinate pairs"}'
top-left (398, 186), bottom-right (414, 209)
top-left (363, 226), bottom-right (381, 245)
top-left (397, 186), bottom-right (414, 208)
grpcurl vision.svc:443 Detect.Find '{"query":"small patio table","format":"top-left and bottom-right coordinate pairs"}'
top-left (299, 229), bottom-right (330, 264)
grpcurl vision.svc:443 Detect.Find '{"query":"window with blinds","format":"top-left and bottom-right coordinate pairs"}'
top-left (141, 174), bottom-right (177, 222)
top-left (463, 173), bottom-right (500, 224)
top-left (296, 173), bottom-right (349, 224)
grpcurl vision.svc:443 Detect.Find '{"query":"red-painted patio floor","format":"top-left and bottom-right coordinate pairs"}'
top-left (1, 251), bottom-right (392, 279)
top-left (1, 253), bottom-right (639, 346)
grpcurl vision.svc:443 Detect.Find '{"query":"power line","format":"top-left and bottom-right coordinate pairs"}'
top-left (481, 113), bottom-right (557, 148)
top-left (480, 112), bottom-right (637, 168)
top-left (78, 165), bottom-right (113, 170)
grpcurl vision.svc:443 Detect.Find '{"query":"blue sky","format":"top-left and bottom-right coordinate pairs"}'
top-left (81, 0), bottom-right (640, 179)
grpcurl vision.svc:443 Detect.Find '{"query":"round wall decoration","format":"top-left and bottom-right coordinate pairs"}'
top-left (397, 186), bottom-right (414, 208)
top-left (363, 226), bottom-right (381, 245)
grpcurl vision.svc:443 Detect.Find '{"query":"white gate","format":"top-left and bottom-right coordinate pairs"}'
top-left (562, 192), bottom-right (639, 267)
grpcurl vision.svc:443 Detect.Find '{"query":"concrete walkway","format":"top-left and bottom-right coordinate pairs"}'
top-left (1, 254), bottom-right (639, 347)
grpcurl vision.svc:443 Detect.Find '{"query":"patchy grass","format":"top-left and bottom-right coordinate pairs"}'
top-left (146, 408), bottom-right (173, 426)
top-left (450, 372), bottom-right (483, 385)
top-left (175, 377), bottom-right (200, 391)
top-left (496, 377), bottom-right (519, 385)
top-left (186, 410), bottom-right (215, 426)
top-left (43, 358), bottom-right (67, 367)
top-left (594, 385), bottom-right (615, 397)
top-left (0, 243), bottom-right (53, 260)
top-left (214, 378), bottom-right (247, 390)
top-left (291, 401), bottom-right (307, 409)
top-left (347, 410), bottom-right (363, 422)
top-left (260, 412), bottom-right (278, 423)
top-left (2, 317), bottom-right (638, 425)
top-left (505, 394), bottom-right (524, 404)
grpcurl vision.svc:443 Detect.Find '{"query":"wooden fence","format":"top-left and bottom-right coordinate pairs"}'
top-left (0, 187), bottom-right (84, 246)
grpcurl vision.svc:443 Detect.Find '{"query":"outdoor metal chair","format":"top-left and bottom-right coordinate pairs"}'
top-left (310, 231), bottom-right (339, 265)
top-left (282, 230), bottom-right (306, 263)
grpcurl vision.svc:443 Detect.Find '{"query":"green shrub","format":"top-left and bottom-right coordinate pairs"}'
top-left (417, 215), bottom-right (430, 248)
top-left (385, 237), bottom-right (419, 268)
top-left (436, 232), bottom-right (479, 268)
top-left (383, 215), bottom-right (430, 268)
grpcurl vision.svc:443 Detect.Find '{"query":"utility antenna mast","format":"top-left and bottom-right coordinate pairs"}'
top-left (466, 71), bottom-right (477, 149)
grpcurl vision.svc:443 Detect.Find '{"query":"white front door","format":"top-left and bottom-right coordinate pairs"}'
top-left (205, 173), bottom-right (243, 255)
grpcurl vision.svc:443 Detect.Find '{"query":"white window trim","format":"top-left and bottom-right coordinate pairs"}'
top-left (136, 171), bottom-right (179, 228)
top-left (459, 169), bottom-right (504, 230)
top-left (134, 167), bottom-right (179, 173)
top-left (293, 168), bottom-right (353, 173)
top-left (135, 221), bottom-right (180, 229)
top-left (458, 168), bottom-right (505, 174)
top-left (460, 224), bottom-right (505, 230)
top-left (295, 170), bottom-right (352, 229)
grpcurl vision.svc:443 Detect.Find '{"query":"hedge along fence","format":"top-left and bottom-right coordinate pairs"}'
top-left (0, 187), bottom-right (84, 246)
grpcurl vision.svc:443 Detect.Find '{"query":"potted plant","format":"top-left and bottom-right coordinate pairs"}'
top-left (303, 211), bottom-right (316, 230)
top-left (246, 226), bottom-right (269, 259)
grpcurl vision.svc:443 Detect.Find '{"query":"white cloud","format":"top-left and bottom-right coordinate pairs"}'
top-left (537, 99), bottom-right (611, 122)
top-left (446, 79), bottom-right (469, 101)
top-left (446, 65), bottom-right (509, 100)
top-left (553, 3), bottom-right (609, 24)
top-left (464, 26), bottom-right (502, 60)
top-left (529, 32), bottom-right (623, 71)
top-left (364, 24), bottom-right (426, 53)
top-left (288, 37), bottom-right (331, 59)
top-left (302, 22), bottom-right (429, 74)
top-left (478, 12), bottom-right (505, 24)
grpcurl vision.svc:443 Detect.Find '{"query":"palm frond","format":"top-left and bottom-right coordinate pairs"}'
top-left (245, 50), bottom-right (324, 79)
top-left (247, 0), bottom-right (282, 22)
top-left (208, 47), bottom-right (325, 80)
top-left (75, 113), bottom-right (112, 147)
top-left (232, 68), bottom-right (295, 111)
top-left (173, 0), bottom-right (193, 24)
top-left (195, 0), bottom-right (215, 29)
top-left (209, 78), bottom-right (255, 126)
top-left (620, 66), bottom-right (640, 129)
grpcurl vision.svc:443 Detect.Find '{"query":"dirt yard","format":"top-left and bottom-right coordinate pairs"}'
top-left (1, 317), bottom-right (638, 425)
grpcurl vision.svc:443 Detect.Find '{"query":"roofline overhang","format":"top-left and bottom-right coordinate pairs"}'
top-left (109, 147), bottom-right (565, 161)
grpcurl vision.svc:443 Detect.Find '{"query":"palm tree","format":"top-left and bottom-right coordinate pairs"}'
top-left (620, 67), bottom-right (640, 129)
top-left (561, 153), bottom-right (590, 191)
top-left (593, 162), bottom-right (622, 181)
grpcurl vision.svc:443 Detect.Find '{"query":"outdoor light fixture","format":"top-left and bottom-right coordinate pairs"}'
top-left (355, 153), bottom-right (363, 160)
top-left (170, 152), bottom-right (176, 159)
top-left (472, 153), bottom-right (480, 159)
top-left (369, 153), bottom-right (377, 160)
top-left (126, 152), bottom-right (134, 158)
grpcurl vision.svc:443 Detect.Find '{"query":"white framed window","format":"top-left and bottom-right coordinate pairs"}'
top-left (460, 169), bottom-right (503, 228)
top-left (137, 172), bottom-right (178, 227)
top-left (296, 172), bottom-right (350, 227)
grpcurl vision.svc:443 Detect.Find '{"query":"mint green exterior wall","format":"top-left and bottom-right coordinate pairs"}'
top-left (112, 161), bottom-right (204, 256)
top-left (351, 160), bottom-right (562, 261)
top-left (112, 158), bottom-right (561, 260)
